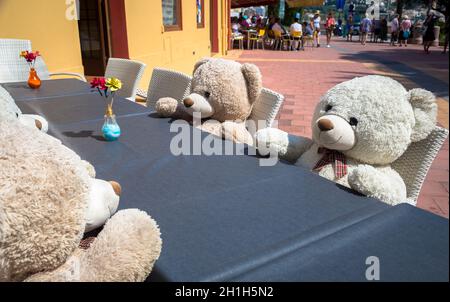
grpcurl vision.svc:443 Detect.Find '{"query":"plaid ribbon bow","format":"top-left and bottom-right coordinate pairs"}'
top-left (313, 147), bottom-right (348, 179)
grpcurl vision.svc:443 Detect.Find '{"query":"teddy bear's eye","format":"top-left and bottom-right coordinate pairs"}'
top-left (349, 117), bottom-right (359, 127)
top-left (325, 105), bottom-right (333, 112)
top-left (204, 92), bottom-right (211, 98)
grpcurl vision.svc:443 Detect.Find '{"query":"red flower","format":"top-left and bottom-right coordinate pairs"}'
top-left (21, 51), bottom-right (40, 63)
top-left (90, 77), bottom-right (107, 90)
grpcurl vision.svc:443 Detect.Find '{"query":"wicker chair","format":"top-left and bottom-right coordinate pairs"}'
top-left (0, 39), bottom-right (86, 83)
top-left (105, 58), bottom-right (146, 102)
top-left (141, 68), bottom-right (192, 110)
top-left (392, 126), bottom-right (449, 206)
top-left (248, 88), bottom-right (285, 133)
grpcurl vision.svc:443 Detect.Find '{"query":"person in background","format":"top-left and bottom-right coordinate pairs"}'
top-left (304, 21), bottom-right (314, 36)
top-left (398, 15), bottom-right (412, 47)
top-left (240, 15), bottom-right (250, 30)
top-left (325, 12), bottom-right (336, 48)
top-left (255, 17), bottom-right (263, 30)
top-left (272, 17), bottom-right (286, 36)
top-left (380, 17), bottom-right (388, 42)
top-left (231, 17), bottom-right (242, 35)
top-left (336, 17), bottom-right (343, 36)
top-left (372, 18), bottom-right (382, 42)
top-left (443, 15), bottom-right (449, 54)
top-left (251, 16), bottom-right (258, 27)
top-left (423, 10), bottom-right (439, 54)
top-left (361, 14), bottom-right (372, 45)
top-left (290, 18), bottom-right (303, 50)
top-left (390, 14), bottom-right (399, 46)
top-left (349, 2), bottom-right (355, 15)
top-left (313, 10), bottom-right (322, 47)
top-left (346, 14), bottom-right (354, 41)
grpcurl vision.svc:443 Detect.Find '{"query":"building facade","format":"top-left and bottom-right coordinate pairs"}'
top-left (0, 0), bottom-right (231, 89)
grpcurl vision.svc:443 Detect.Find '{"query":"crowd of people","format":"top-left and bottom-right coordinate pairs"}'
top-left (231, 11), bottom-right (336, 50)
top-left (230, 8), bottom-right (448, 54)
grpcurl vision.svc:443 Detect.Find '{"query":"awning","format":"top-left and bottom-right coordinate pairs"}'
top-left (231, 0), bottom-right (279, 9)
top-left (285, 0), bottom-right (325, 7)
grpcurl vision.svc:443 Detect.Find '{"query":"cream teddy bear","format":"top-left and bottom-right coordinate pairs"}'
top-left (0, 120), bottom-right (162, 281)
top-left (1, 84), bottom-right (119, 232)
top-left (256, 76), bottom-right (438, 205)
top-left (0, 84), bottom-right (49, 132)
top-left (155, 58), bottom-right (263, 145)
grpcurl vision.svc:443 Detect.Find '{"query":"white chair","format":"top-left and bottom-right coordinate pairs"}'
top-left (0, 39), bottom-right (86, 83)
top-left (392, 126), bottom-right (449, 206)
top-left (141, 68), bottom-right (192, 110)
top-left (248, 88), bottom-right (285, 132)
top-left (230, 33), bottom-right (244, 50)
top-left (104, 58), bottom-right (146, 102)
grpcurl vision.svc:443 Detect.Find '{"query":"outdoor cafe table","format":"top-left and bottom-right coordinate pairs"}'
top-left (241, 29), bottom-right (257, 49)
top-left (2, 79), bottom-right (448, 282)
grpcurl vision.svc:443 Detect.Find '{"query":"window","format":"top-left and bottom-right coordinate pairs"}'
top-left (196, 0), bottom-right (204, 28)
top-left (162, 0), bottom-right (182, 31)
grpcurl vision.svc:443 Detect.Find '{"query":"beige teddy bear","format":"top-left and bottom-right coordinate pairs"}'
top-left (0, 119), bottom-right (162, 282)
top-left (256, 76), bottom-right (438, 205)
top-left (155, 58), bottom-right (263, 145)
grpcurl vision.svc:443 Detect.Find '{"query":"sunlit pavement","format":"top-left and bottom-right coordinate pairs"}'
top-left (226, 39), bottom-right (449, 218)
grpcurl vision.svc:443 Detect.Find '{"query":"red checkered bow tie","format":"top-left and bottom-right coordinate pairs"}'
top-left (313, 147), bottom-right (348, 179)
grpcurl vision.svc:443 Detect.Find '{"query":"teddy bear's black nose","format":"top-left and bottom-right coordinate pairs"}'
top-left (317, 119), bottom-right (334, 132)
top-left (183, 98), bottom-right (194, 108)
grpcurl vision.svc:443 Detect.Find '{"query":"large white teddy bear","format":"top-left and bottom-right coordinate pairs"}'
top-left (256, 76), bottom-right (438, 205)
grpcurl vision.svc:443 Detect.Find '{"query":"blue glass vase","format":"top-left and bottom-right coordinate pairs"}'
top-left (102, 104), bottom-right (121, 141)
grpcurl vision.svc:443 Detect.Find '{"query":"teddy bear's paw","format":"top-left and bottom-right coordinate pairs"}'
top-left (348, 166), bottom-right (379, 194)
top-left (80, 209), bottom-right (162, 282)
top-left (255, 128), bottom-right (289, 156)
top-left (222, 121), bottom-right (254, 146)
top-left (155, 97), bottom-right (179, 117)
top-left (348, 165), bottom-right (406, 205)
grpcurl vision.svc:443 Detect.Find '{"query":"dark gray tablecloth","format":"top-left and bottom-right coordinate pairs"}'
top-left (2, 78), bottom-right (92, 101)
top-left (7, 79), bottom-right (449, 282)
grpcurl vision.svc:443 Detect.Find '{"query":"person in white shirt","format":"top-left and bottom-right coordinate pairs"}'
top-left (290, 18), bottom-right (302, 34)
top-left (390, 15), bottom-right (399, 46)
top-left (272, 17), bottom-right (286, 36)
top-left (313, 11), bottom-right (321, 47)
top-left (290, 18), bottom-right (303, 50)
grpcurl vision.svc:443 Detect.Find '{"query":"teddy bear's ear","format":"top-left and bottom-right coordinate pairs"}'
top-left (241, 63), bottom-right (263, 104)
top-left (193, 57), bottom-right (212, 74)
top-left (408, 88), bottom-right (438, 142)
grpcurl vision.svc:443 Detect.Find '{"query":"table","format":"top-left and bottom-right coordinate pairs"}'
top-left (241, 29), bottom-right (257, 50)
top-left (3, 78), bottom-right (91, 101)
top-left (3, 79), bottom-right (448, 282)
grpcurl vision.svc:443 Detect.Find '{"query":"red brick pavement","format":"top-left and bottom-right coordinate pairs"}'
top-left (228, 40), bottom-right (449, 218)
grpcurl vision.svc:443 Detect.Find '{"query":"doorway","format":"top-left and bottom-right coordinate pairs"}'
top-left (78, 0), bottom-right (110, 76)
top-left (210, 0), bottom-right (219, 53)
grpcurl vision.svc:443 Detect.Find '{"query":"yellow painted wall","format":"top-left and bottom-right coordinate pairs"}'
top-left (0, 0), bottom-right (84, 75)
top-left (0, 0), bottom-right (230, 88)
top-left (125, 0), bottom-right (220, 89)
